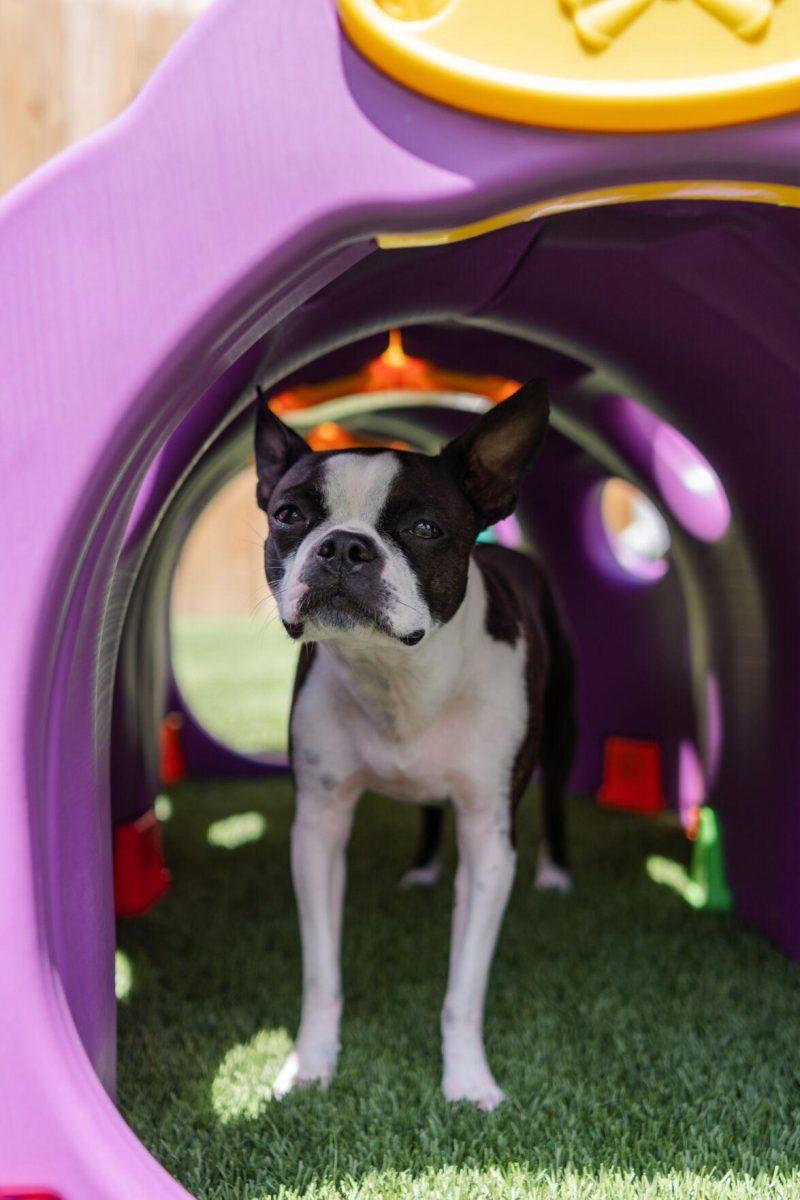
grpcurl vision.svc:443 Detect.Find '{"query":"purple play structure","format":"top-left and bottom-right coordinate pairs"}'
top-left (3, 0), bottom-right (800, 1193)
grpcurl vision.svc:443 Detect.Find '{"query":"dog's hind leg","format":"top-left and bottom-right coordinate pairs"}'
top-left (399, 804), bottom-right (444, 889)
top-left (535, 599), bottom-right (577, 894)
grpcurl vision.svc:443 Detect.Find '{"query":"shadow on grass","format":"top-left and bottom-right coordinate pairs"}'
top-left (118, 780), bottom-right (800, 1200)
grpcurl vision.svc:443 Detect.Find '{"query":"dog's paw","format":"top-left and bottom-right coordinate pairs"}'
top-left (399, 857), bottom-right (442, 890)
top-left (271, 1049), bottom-right (335, 1099)
top-left (534, 847), bottom-right (573, 893)
top-left (443, 1071), bottom-right (506, 1112)
top-left (442, 1036), bottom-right (506, 1111)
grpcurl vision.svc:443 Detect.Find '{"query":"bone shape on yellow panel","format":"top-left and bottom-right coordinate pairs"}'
top-left (561, 0), bottom-right (775, 51)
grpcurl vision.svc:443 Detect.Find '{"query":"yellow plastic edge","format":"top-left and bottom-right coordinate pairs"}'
top-left (338, 0), bottom-right (800, 133)
top-left (376, 179), bottom-right (800, 248)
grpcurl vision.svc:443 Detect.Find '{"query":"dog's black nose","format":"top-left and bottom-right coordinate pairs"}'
top-left (315, 531), bottom-right (378, 570)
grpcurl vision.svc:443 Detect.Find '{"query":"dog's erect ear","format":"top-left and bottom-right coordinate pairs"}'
top-left (441, 379), bottom-right (550, 528)
top-left (254, 392), bottom-right (311, 511)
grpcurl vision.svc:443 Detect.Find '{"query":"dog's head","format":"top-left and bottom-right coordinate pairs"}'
top-left (255, 379), bottom-right (549, 646)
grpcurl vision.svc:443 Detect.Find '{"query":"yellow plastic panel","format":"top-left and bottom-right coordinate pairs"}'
top-left (338, 0), bottom-right (800, 131)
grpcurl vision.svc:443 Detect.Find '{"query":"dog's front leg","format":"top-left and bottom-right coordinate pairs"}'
top-left (441, 803), bottom-right (515, 1111)
top-left (273, 788), bottom-right (357, 1097)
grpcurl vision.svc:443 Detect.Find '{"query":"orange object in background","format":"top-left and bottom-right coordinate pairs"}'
top-left (306, 421), bottom-right (409, 453)
top-left (159, 711), bottom-right (187, 784)
top-left (598, 736), bottom-right (665, 814)
top-left (270, 329), bottom-right (519, 415)
top-left (114, 810), bottom-right (171, 918)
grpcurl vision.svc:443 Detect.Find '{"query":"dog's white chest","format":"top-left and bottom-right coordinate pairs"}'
top-left (355, 703), bottom-right (476, 805)
top-left (294, 619), bottom-right (529, 811)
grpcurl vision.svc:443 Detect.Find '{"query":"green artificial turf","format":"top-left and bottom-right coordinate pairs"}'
top-left (117, 780), bottom-right (800, 1200)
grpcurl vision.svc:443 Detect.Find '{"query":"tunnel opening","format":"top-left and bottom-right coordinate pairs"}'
top-left (53, 197), bottom-right (797, 1196)
top-left (109, 317), bottom-right (742, 1196)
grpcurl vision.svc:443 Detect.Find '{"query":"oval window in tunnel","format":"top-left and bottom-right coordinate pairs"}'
top-left (651, 422), bottom-right (730, 543)
top-left (601, 395), bottom-right (730, 544)
top-left (170, 467), bottom-right (299, 757)
top-left (597, 478), bottom-right (671, 583)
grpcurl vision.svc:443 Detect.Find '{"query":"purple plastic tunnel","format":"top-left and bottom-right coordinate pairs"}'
top-left (2, 0), bottom-right (800, 1194)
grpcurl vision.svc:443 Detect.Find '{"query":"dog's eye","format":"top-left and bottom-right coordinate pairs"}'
top-left (409, 519), bottom-right (442, 539)
top-left (274, 504), bottom-right (304, 526)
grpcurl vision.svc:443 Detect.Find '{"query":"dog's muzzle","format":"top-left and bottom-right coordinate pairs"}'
top-left (290, 529), bottom-right (385, 631)
top-left (283, 529), bottom-right (425, 645)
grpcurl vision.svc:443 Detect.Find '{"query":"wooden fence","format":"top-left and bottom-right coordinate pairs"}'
top-left (0, 0), bottom-right (208, 195)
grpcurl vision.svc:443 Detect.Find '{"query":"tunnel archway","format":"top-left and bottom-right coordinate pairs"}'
top-left (12, 202), bottom-right (790, 1200)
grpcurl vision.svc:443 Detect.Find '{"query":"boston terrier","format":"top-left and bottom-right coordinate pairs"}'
top-left (254, 378), bottom-right (576, 1110)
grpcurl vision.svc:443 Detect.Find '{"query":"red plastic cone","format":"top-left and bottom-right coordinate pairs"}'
top-left (114, 810), bottom-right (171, 918)
top-left (598, 736), bottom-right (665, 814)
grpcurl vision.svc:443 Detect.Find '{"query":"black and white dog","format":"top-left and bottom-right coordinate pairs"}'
top-left (255, 379), bottom-right (576, 1110)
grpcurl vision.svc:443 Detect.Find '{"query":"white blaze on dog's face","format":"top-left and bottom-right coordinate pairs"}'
top-left (254, 381), bottom-right (550, 648)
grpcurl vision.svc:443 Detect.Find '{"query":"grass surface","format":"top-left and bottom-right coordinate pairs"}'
top-left (171, 617), bottom-right (299, 753)
top-left (118, 782), bottom-right (800, 1200)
